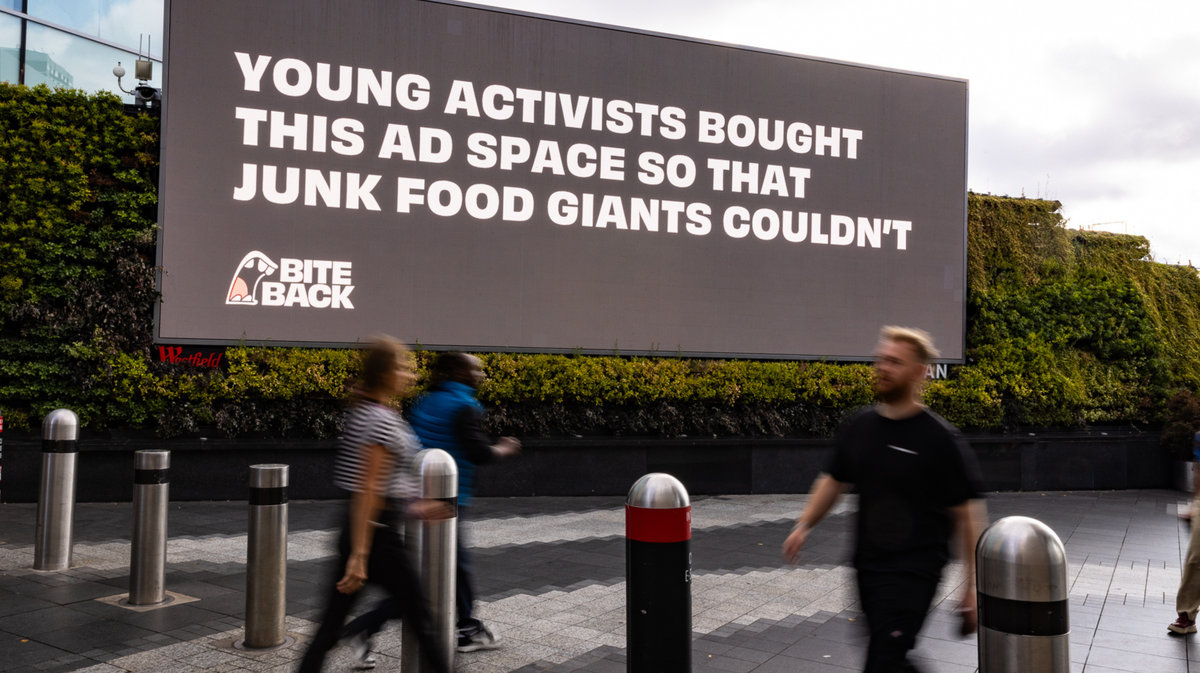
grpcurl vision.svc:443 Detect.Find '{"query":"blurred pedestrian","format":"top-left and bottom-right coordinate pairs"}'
top-left (782, 326), bottom-right (984, 673)
top-left (297, 337), bottom-right (452, 673)
top-left (1168, 432), bottom-right (1200, 634)
top-left (410, 352), bottom-right (521, 652)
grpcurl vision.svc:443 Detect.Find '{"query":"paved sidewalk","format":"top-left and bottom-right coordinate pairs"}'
top-left (0, 490), bottom-right (1195, 673)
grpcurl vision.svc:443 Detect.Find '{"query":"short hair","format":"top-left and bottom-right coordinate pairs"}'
top-left (360, 335), bottom-right (408, 391)
top-left (879, 326), bottom-right (940, 364)
top-left (431, 351), bottom-right (473, 383)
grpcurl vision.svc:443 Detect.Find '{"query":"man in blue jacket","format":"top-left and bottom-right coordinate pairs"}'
top-left (410, 352), bottom-right (521, 652)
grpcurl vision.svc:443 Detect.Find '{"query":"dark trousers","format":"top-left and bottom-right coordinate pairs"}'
top-left (456, 506), bottom-right (482, 634)
top-left (856, 570), bottom-right (941, 673)
top-left (297, 515), bottom-right (451, 673)
top-left (341, 506), bottom-right (482, 641)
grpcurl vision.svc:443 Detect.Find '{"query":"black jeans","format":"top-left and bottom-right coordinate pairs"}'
top-left (456, 505), bottom-right (483, 634)
top-left (341, 506), bottom-right (482, 642)
top-left (856, 569), bottom-right (941, 673)
top-left (297, 513), bottom-right (451, 673)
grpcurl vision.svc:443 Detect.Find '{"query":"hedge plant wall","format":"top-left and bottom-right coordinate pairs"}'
top-left (3, 85), bottom-right (1199, 441)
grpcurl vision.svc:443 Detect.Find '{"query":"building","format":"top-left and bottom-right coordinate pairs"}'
top-left (0, 0), bottom-right (162, 102)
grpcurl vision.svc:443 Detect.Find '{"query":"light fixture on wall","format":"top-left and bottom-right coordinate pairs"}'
top-left (113, 34), bottom-right (161, 109)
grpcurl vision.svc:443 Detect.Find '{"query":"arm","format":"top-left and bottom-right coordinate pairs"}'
top-left (950, 498), bottom-right (987, 634)
top-left (337, 443), bottom-right (393, 594)
top-left (457, 406), bottom-right (520, 464)
top-left (782, 474), bottom-right (845, 564)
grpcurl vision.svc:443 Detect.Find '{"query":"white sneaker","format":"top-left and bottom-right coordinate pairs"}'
top-left (353, 636), bottom-right (377, 669)
top-left (456, 624), bottom-right (501, 652)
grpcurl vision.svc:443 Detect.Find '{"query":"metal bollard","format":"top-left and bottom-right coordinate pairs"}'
top-left (243, 464), bottom-right (289, 649)
top-left (977, 516), bottom-right (1070, 672)
top-left (402, 449), bottom-right (458, 672)
top-left (34, 409), bottom-right (79, 571)
top-left (129, 450), bottom-right (170, 605)
top-left (626, 473), bottom-right (692, 673)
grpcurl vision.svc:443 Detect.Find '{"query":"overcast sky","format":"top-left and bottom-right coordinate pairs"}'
top-left (480, 0), bottom-right (1200, 266)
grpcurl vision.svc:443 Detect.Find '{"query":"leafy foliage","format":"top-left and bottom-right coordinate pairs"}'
top-left (1, 89), bottom-right (1198, 440)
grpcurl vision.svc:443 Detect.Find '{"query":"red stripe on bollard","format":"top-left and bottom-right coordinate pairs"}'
top-left (625, 505), bottom-right (692, 543)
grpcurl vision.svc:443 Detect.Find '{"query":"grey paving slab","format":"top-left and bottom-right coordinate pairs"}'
top-left (0, 489), bottom-right (1196, 672)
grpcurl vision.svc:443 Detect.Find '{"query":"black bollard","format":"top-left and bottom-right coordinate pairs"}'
top-left (626, 473), bottom-right (691, 673)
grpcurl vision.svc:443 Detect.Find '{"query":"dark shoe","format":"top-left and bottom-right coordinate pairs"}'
top-left (353, 635), bottom-right (377, 668)
top-left (456, 623), bottom-right (501, 652)
top-left (1168, 615), bottom-right (1196, 634)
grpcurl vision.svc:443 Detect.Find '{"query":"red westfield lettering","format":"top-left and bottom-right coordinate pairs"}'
top-left (158, 347), bottom-right (224, 368)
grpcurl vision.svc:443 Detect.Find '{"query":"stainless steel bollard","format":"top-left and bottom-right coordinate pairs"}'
top-left (244, 464), bottom-right (288, 649)
top-left (34, 409), bottom-right (79, 571)
top-left (129, 450), bottom-right (170, 605)
top-left (402, 449), bottom-right (458, 672)
top-left (626, 473), bottom-right (692, 673)
top-left (977, 516), bottom-right (1070, 672)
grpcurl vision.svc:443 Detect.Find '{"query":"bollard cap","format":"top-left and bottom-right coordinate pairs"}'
top-left (412, 449), bottom-right (458, 500)
top-left (42, 409), bottom-right (79, 442)
top-left (627, 473), bottom-right (689, 509)
top-left (134, 450), bottom-right (170, 470)
top-left (977, 515), bottom-right (1068, 602)
top-left (249, 464), bottom-right (289, 488)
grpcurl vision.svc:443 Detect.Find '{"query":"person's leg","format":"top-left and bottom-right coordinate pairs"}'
top-left (456, 509), bottom-right (483, 634)
top-left (340, 597), bottom-right (402, 641)
top-left (857, 570), bottom-right (940, 673)
top-left (297, 526), bottom-right (361, 673)
top-left (1174, 516), bottom-right (1200, 625)
top-left (368, 526), bottom-right (453, 673)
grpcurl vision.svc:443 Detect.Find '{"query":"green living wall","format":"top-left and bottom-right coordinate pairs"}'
top-left (2, 85), bottom-right (1199, 443)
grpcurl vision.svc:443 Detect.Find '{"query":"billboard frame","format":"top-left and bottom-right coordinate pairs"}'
top-left (154, 0), bottom-right (969, 364)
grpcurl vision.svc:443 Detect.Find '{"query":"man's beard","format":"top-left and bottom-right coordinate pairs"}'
top-left (875, 381), bottom-right (911, 404)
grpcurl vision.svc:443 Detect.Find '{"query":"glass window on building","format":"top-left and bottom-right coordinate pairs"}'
top-left (26, 0), bottom-right (162, 59)
top-left (0, 12), bottom-right (20, 84)
top-left (25, 20), bottom-right (161, 101)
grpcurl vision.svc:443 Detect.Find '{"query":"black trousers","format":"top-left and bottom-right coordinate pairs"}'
top-left (856, 569), bottom-right (941, 673)
top-left (297, 514), bottom-right (451, 673)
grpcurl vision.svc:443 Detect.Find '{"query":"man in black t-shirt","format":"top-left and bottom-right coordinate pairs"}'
top-left (783, 327), bottom-right (983, 673)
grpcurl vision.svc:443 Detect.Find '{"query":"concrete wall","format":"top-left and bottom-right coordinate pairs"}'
top-left (0, 429), bottom-right (1170, 503)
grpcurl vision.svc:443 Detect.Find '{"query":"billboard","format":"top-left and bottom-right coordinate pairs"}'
top-left (158, 0), bottom-right (968, 360)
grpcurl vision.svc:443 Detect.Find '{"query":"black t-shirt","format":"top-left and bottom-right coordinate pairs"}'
top-left (826, 406), bottom-right (982, 578)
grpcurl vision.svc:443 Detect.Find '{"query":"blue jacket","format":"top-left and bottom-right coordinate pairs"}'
top-left (409, 381), bottom-right (487, 506)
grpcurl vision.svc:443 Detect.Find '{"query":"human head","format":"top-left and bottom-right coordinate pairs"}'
top-left (432, 352), bottom-right (485, 389)
top-left (360, 336), bottom-right (415, 400)
top-left (873, 326), bottom-right (938, 403)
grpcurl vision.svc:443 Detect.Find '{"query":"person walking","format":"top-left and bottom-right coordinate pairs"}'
top-left (782, 326), bottom-right (984, 673)
top-left (410, 352), bottom-right (521, 652)
top-left (296, 337), bottom-right (453, 673)
top-left (1168, 431), bottom-right (1200, 634)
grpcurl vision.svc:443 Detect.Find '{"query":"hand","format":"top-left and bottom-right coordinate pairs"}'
top-left (782, 524), bottom-right (809, 564)
top-left (336, 553), bottom-right (368, 594)
top-left (494, 437), bottom-right (522, 458)
top-left (410, 499), bottom-right (454, 520)
top-left (957, 591), bottom-right (978, 635)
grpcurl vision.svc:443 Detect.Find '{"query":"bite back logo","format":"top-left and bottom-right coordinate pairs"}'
top-left (226, 251), bottom-right (355, 309)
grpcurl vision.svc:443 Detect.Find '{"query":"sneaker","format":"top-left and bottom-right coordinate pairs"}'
top-left (1168, 614), bottom-right (1196, 634)
top-left (456, 623), bottom-right (501, 652)
top-left (353, 635), bottom-right (377, 669)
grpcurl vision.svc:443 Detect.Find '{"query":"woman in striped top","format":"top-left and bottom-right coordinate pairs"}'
top-left (297, 337), bottom-right (452, 673)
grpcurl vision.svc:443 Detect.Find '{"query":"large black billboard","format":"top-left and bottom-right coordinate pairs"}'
top-left (157, 0), bottom-right (967, 360)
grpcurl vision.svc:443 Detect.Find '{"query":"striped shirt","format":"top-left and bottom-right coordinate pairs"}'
top-left (333, 401), bottom-right (420, 500)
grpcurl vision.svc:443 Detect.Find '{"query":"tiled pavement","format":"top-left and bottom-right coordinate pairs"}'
top-left (0, 490), bottom-right (1196, 673)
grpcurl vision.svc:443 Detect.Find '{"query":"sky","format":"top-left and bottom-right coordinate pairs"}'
top-left (479, 0), bottom-right (1200, 266)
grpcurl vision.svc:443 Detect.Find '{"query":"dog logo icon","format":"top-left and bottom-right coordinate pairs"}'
top-left (226, 251), bottom-right (279, 305)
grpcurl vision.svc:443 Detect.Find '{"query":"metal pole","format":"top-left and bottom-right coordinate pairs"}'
top-left (129, 450), bottom-right (170, 605)
top-left (402, 449), bottom-right (458, 672)
top-left (244, 464), bottom-right (288, 649)
top-left (977, 516), bottom-right (1070, 672)
top-left (34, 409), bottom-right (79, 571)
top-left (626, 473), bottom-right (692, 673)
